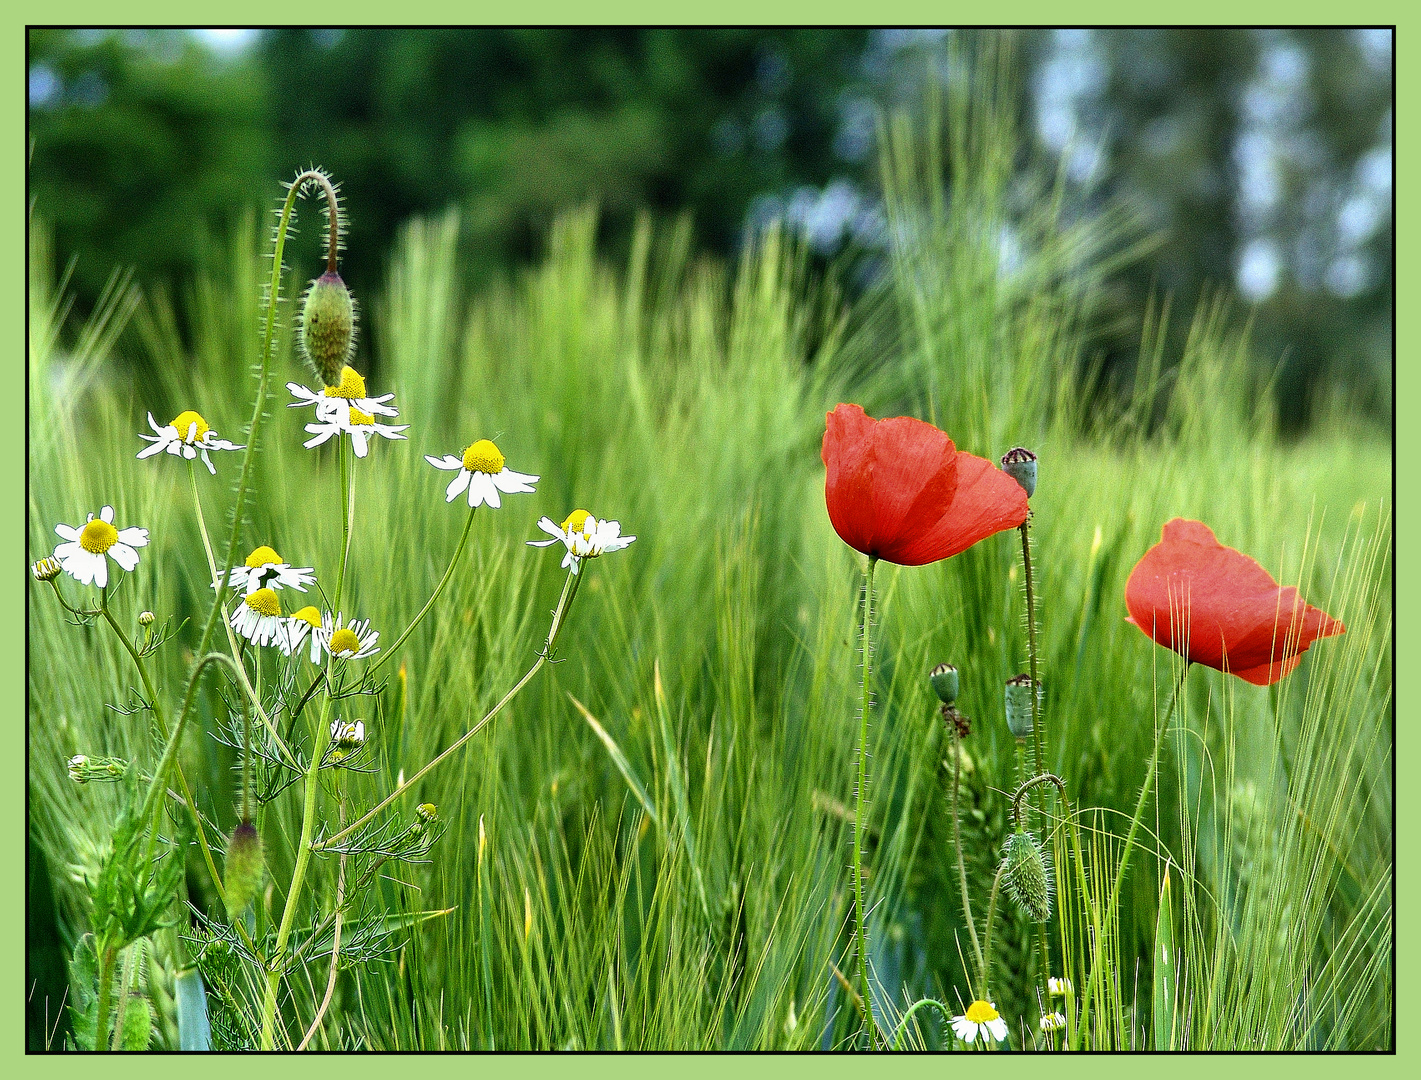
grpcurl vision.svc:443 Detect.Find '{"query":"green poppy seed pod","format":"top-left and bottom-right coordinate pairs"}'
top-left (1001, 447), bottom-right (1038, 498)
top-left (1002, 830), bottom-right (1053, 922)
top-left (223, 821), bottom-right (264, 920)
top-left (1004, 674), bottom-right (1036, 738)
top-left (929, 663), bottom-right (959, 705)
top-left (300, 271), bottom-right (356, 385)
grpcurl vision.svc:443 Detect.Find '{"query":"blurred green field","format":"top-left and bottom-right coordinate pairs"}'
top-left (27, 73), bottom-right (1391, 1052)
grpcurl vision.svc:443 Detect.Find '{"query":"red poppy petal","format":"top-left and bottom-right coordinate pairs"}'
top-left (885, 452), bottom-right (1028, 566)
top-left (864, 416), bottom-right (957, 552)
top-left (823, 404), bottom-right (879, 556)
top-left (1124, 518), bottom-right (1344, 683)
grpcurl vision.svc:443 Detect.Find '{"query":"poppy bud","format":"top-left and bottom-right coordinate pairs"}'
top-left (929, 663), bottom-right (959, 705)
top-left (1004, 674), bottom-right (1037, 738)
top-left (300, 271), bottom-right (356, 385)
top-left (224, 821), bottom-right (264, 920)
top-left (1001, 830), bottom-right (1053, 922)
top-left (1000, 447), bottom-right (1038, 498)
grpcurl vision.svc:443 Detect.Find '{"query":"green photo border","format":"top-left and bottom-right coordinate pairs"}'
top-left (7, 7), bottom-right (1408, 1076)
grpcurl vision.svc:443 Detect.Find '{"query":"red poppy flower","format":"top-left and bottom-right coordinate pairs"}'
top-left (821, 403), bottom-right (1029, 566)
top-left (1125, 518), bottom-right (1344, 685)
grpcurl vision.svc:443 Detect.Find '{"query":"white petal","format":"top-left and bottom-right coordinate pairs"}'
top-left (55, 524), bottom-right (80, 542)
top-left (92, 555), bottom-right (109, 588)
top-left (536, 517), bottom-right (564, 539)
top-left (136, 440), bottom-right (169, 459)
top-left (100, 505), bottom-right (115, 523)
top-left (492, 468), bottom-right (539, 494)
top-left (109, 543), bottom-right (139, 572)
top-left (181, 443), bottom-right (198, 459)
top-left (117, 527), bottom-right (149, 548)
top-left (445, 470), bottom-right (471, 503)
top-left (426, 455), bottom-right (459, 471)
top-left (146, 412), bottom-right (165, 435)
top-left (201, 449), bottom-right (216, 474)
top-left (986, 1017), bottom-right (1008, 1042)
top-left (304, 426), bottom-right (337, 449)
top-left (351, 431), bottom-right (370, 457)
top-left (469, 473), bottom-right (498, 509)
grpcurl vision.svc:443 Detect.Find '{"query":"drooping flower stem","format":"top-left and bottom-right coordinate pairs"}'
top-left (1072, 662), bottom-right (1191, 1050)
top-left (370, 503), bottom-right (478, 677)
top-left (312, 563), bottom-right (585, 855)
top-left (888, 998), bottom-right (954, 1050)
top-left (949, 721), bottom-right (985, 988)
top-left (851, 556), bottom-right (878, 1047)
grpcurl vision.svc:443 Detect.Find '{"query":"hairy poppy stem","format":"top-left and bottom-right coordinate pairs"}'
top-left (852, 556), bottom-right (878, 1048)
top-left (1018, 516), bottom-right (1055, 1014)
top-left (1072, 662), bottom-right (1190, 1049)
top-left (950, 722), bottom-right (986, 988)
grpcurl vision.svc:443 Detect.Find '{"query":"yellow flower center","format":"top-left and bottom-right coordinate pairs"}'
top-left (965, 1001), bottom-right (999, 1023)
top-left (292, 606), bottom-right (322, 629)
top-left (329, 627), bottom-right (361, 655)
top-left (324, 366), bottom-right (368, 400)
top-left (349, 407), bottom-right (375, 426)
top-left (246, 588), bottom-right (281, 618)
top-left (79, 519), bottom-right (119, 554)
top-left (171, 410), bottom-right (210, 442)
top-left (561, 509), bottom-right (593, 537)
top-left (245, 545), bottom-right (282, 569)
top-left (462, 439), bottom-right (505, 474)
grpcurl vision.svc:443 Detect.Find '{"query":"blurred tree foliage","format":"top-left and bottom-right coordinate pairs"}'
top-left (28, 28), bottom-right (1391, 429)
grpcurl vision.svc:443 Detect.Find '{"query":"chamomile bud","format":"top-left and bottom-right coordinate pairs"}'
top-left (68, 754), bottom-right (127, 783)
top-left (32, 557), bottom-right (63, 582)
top-left (929, 662), bottom-right (959, 705)
top-left (1001, 830), bottom-right (1053, 922)
top-left (300, 271), bottom-right (356, 385)
top-left (138, 610), bottom-right (155, 627)
top-left (223, 821), bottom-right (264, 920)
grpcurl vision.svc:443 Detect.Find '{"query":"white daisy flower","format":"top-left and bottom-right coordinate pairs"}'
top-left (282, 605), bottom-right (326, 662)
top-left (329, 719), bottom-right (366, 761)
top-left (1039, 1011), bottom-right (1067, 1034)
top-left (287, 365), bottom-right (398, 428)
top-left (52, 506), bottom-right (149, 588)
top-left (213, 545), bottom-right (316, 596)
top-left (136, 410), bottom-right (243, 474)
top-left (318, 613), bottom-right (380, 661)
top-left (1048, 976), bottom-right (1073, 997)
top-left (425, 439), bottom-right (538, 508)
top-left (302, 406), bottom-right (409, 458)
top-left (231, 587), bottom-right (286, 648)
top-left (951, 1000), bottom-right (1009, 1045)
top-left (527, 509), bottom-right (636, 574)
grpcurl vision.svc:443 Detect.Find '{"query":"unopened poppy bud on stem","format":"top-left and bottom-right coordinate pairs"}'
top-left (1001, 830), bottom-right (1053, 922)
top-left (1005, 674), bottom-right (1037, 738)
top-left (1001, 447), bottom-right (1038, 498)
top-left (224, 821), bottom-right (264, 919)
top-left (300, 271), bottom-right (356, 386)
top-left (929, 662), bottom-right (959, 705)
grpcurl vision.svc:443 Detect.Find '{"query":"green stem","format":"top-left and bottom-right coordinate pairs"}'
top-left (109, 940), bottom-right (139, 1050)
top-left (980, 859), bottom-right (1008, 999)
top-left (258, 668), bottom-right (336, 1050)
top-left (1018, 518), bottom-right (1053, 1010)
top-left (889, 998), bottom-right (954, 1050)
top-left (335, 435), bottom-right (352, 614)
top-left (851, 557), bottom-right (878, 1047)
top-left (92, 942), bottom-right (117, 1051)
top-left (1071, 663), bottom-right (1190, 1050)
top-left (950, 723), bottom-right (985, 986)
top-left (370, 503), bottom-right (478, 677)
top-left (314, 563), bottom-right (583, 854)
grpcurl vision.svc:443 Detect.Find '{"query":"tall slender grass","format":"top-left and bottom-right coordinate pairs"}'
top-left (28, 38), bottom-right (1390, 1051)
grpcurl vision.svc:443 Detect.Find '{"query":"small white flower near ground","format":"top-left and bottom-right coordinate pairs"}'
top-left (951, 1000), bottom-right (1008, 1045)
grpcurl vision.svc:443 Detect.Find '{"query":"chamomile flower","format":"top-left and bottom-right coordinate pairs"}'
top-left (214, 545), bottom-right (316, 596)
top-left (282, 605), bottom-right (326, 662)
top-left (329, 719), bottom-right (366, 761)
top-left (52, 506), bottom-right (149, 588)
top-left (136, 410), bottom-right (243, 474)
top-left (32, 557), bottom-right (62, 582)
top-left (425, 439), bottom-right (538, 508)
top-left (1039, 1011), bottom-right (1067, 1034)
top-left (527, 510), bottom-right (636, 574)
top-left (288, 365), bottom-right (398, 427)
top-left (302, 407), bottom-right (408, 457)
top-left (318, 613), bottom-right (380, 661)
top-left (1048, 976), bottom-right (1073, 997)
top-left (231, 588), bottom-right (286, 648)
top-left (951, 1000), bottom-right (1009, 1045)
